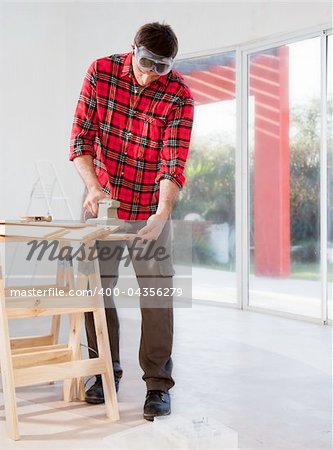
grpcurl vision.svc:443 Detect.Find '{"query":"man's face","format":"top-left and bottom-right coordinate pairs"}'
top-left (131, 54), bottom-right (161, 86)
top-left (131, 44), bottom-right (174, 87)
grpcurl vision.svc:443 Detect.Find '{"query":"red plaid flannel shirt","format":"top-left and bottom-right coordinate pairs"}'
top-left (70, 52), bottom-right (194, 220)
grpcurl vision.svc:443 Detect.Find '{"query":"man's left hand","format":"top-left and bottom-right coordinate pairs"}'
top-left (137, 214), bottom-right (167, 241)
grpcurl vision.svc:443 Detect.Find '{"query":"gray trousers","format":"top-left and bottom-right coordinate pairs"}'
top-left (85, 220), bottom-right (175, 392)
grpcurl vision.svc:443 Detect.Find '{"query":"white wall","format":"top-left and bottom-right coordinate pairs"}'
top-left (0, 1), bottom-right (331, 219)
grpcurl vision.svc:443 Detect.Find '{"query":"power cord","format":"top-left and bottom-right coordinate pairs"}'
top-left (80, 343), bottom-right (99, 387)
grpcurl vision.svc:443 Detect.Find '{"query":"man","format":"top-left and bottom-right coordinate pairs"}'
top-left (69, 22), bottom-right (194, 421)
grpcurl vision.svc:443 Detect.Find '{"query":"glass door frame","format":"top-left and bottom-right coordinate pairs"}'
top-left (322, 29), bottom-right (333, 324)
top-left (239, 25), bottom-right (332, 324)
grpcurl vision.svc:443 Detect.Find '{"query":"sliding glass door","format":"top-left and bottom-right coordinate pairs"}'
top-left (247, 37), bottom-right (322, 318)
top-left (174, 29), bottom-right (331, 320)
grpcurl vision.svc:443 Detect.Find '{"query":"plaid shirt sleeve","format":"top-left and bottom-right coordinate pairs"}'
top-left (69, 61), bottom-right (98, 160)
top-left (155, 92), bottom-right (194, 189)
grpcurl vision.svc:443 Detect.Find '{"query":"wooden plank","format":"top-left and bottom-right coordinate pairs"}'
top-left (50, 316), bottom-right (61, 345)
top-left (12, 348), bottom-right (72, 369)
top-left (11, 343), bottom-right (68, 355)
top-left (63, 263), bottom-right (87, 402)
top-left (7, 305), bottom-right (98, 320)
top-left (0, 225), bottom-right (68, 239)
top-left (89, 260), bottom-right (119, 421)
top-left (14, 358), bottom-right (107, 387)
top-left (6, 295), bottom-right (99, 311)
top-left (63, 313), bottom-right (84, 402)
top-left (50, 253), bottom-right (71, 348)
top-left (0, 257), bottom-right (20, 440)
top-left (10, 334), bottom-right (55, 350)
top-left (1, 220), bottom-right (87, 228)
top-left (60, 226), bottom-right (119, 242)
top-left (0, 229), bottom-right (134, 242)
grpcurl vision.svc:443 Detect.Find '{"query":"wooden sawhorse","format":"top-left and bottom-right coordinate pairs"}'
top-left (0, 235), bottom-right (119, 440)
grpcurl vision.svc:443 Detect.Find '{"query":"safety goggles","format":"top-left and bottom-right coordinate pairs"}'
top-left (133, 45), bottom-right (174, 76)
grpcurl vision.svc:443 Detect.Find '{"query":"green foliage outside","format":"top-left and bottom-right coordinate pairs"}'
top-left (173, 134), bottom-right (235, 225)
top-left (290, 99), bottom-right (333, 267)
top-left (173, 133), bottom-right (235, 265)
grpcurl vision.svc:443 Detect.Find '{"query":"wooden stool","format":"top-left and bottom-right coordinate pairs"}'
top-left (0, 235), bottom-right (119, 440)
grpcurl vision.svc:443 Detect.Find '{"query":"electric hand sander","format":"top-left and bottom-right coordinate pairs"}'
top-left (86, 199), bottom-right (124, 228)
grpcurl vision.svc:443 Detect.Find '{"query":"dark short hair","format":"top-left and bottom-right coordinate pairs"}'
top-left (134, 22), bottom-right (178, 58)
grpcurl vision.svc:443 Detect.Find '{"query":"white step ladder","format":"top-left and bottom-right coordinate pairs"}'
top-left (26, 161), bottom-right (74, 220)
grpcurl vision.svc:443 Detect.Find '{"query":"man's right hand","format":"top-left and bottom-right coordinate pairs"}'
top-left (72, 155), bottom-right (110, 218)
top-left (83, 187), bottom-right (109, 218)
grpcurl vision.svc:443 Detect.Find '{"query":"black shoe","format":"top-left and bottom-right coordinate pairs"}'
top-left (85, 375), bottom-right (120, 404)
top-left (143, 390), bottom-right (171, 421)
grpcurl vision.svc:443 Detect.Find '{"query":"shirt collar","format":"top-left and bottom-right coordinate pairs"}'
top-left (121, 52), bottom-right (169, 86)
top-left (121, 52), bottom-right (133, 79)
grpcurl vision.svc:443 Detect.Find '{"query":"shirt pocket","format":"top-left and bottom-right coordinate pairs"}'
top-left (142, 114), bottom-right (165, 143)
top-left (138, 114), bottom-right (165, 161)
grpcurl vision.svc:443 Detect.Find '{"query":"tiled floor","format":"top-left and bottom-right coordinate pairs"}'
top-left (0, 304), bottom-right (332, 449)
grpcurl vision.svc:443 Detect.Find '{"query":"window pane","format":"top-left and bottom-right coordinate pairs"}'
top-left (248, 37), bottom-right (321, 318)
top-left (174, 53), bottom-right (237, 303)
